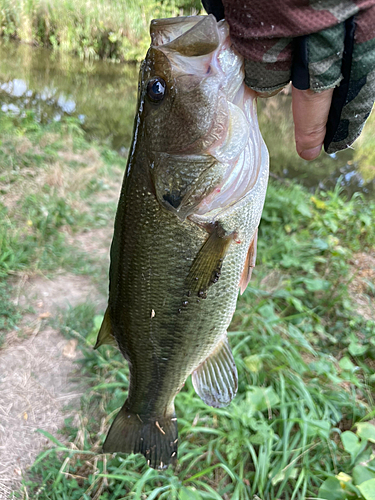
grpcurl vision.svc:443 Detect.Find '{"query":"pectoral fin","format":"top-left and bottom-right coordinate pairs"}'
top-left (187, 222), bottom-right (234, 298)
top-left (94, 307), bottom-right (117, 349)
top-left (239, 229), bottom-right (258, 295)
top-left (192, 335), bottom-right (238, 408)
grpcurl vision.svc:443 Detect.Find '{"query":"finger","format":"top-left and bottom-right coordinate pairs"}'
top-left (292, 86), bottom-right (334, 161)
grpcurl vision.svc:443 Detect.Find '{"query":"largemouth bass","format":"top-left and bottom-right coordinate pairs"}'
top-left (96, 14), bottom-right (269, 469)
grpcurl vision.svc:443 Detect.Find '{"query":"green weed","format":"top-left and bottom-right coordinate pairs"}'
top-left (0, 0), bottom-right (202, 62)
top-left (0, 111), bottom-right (122, 341)
top-left (0, 282), bottom-right (21, 345)
top-left (21, 180), bottom-right (375, 500)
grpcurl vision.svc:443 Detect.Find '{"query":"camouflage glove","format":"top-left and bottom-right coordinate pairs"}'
top-left (202, 0), bottom-right (375, 154)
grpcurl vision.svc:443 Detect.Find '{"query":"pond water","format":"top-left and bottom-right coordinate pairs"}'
top-left (0, 42), bottom-right (139, 152)
top-left (0, 41), bottom-right (374, 197)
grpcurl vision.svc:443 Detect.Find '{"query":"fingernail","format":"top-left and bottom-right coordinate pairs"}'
top-left (299, 144), bottom-right (322, 161)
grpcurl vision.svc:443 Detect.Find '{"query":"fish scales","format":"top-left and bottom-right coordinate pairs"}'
top-left (96, 14), bottom-right (269, 469)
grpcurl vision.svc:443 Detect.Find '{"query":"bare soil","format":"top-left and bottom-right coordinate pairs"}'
top-left (0, 326), bottom-right (82, 497)
top-left (349, 251), bottom-right (375, 321)
top-left (0, 129), bottom-right (116, 498)
top-left (0, 263), bottom-right (109, 498)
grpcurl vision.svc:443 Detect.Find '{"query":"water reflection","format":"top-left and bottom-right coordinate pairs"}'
top-left (0, 77), bottom-right (76, 119)
top-left (0, 41), bottom-right (374, 196)
top-left (0, 42), bottom-right (138, 150)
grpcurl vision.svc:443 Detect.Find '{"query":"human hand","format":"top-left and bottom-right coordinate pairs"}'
top-left (254, 86), bottom-right (334, 161)
top-left (202, 0), bottom-right (375, 161)
top-left (291, 86), bottom-right (334, 161)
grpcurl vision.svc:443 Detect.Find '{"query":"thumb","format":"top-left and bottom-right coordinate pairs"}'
top-left (292, 86), bottom-right (334, 161)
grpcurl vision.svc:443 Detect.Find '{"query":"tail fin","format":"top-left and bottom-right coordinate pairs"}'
top-left (103, 404), bottom-right (178, 469)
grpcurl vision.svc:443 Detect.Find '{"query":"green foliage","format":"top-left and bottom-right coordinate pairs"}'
top-left (1, 117), bottom-right (83, 273)
top-left (318, 422), bottom-right (375, 500)
top-left (0, 0), bottom-right (202, 61)
top-left (258, 182), bottom-right (375, 350)
top-left (0, 110), bottom-right (123, 339)
top-left (1, 81), bottom-right (373, 500)
top-left (21, 177), bottom-right (375, 499)
top-left (0, 282), bottom-right (21, 344)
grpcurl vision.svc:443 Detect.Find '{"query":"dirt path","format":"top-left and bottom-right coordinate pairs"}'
top-left (0, 326), bottom-right (83, 497)
top-left (349, 251), bottom-right (375, 321)
top-left (0, 235), bottom-right (110, 498)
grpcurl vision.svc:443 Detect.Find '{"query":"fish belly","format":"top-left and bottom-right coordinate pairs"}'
top-left (110, 181), bottom-right (243, 415)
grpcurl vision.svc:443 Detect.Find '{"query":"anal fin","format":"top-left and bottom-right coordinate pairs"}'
top-left (94, 307), bottom-right (117, 349)
top-left (187, 222), bottom-right (234, 299)
top-left (239, 229), bottom-right (258, 295)
top-left (192, 335), bottom-right (238, 408)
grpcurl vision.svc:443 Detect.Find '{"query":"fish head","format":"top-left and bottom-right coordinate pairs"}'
top-left (141, 15), bottom-right (226, 155)
top-left (137, 15), bottom-right (267, 220)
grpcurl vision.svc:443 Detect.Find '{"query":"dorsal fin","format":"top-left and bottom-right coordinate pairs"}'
top-left (94, 307), bottom-right (117, 349)
top-left (239, 229), bottom-right (258, 295)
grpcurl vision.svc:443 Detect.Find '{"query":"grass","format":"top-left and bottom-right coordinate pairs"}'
top-left (0, 8), bottom-right (373, 496)
top-left (15, 168), bottom-right (375, 499)
top-left (0, 0), bottom-right (202, 61)
top-left (0, 110), bottom-right (126, 343)
top-left (0, 101), bottom-right (374, 499)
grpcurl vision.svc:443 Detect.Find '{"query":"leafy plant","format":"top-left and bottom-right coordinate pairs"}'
top-left (0, 0), bottom-right (201, 61)
top-left (20, 178), bottom-right (375, 499)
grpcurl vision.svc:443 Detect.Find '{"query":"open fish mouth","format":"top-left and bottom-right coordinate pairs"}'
top-left (148, 15), bottom-right (267, 219)
top-left (150, 15), bottom-right (220, 55)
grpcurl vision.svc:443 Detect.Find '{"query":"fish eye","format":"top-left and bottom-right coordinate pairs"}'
top-left (147, 77), bottom-right (166, 103)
